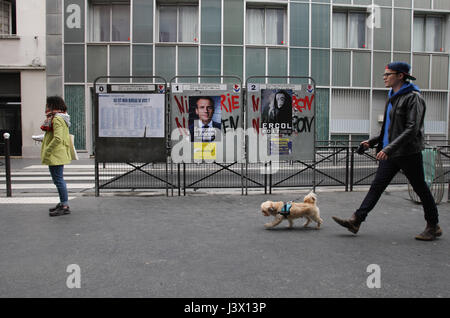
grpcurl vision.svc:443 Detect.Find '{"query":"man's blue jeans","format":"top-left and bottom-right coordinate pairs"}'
top-left (49, 165), bottom-right (68, 206)
top-left (355, 152), bottom-right (439, 225)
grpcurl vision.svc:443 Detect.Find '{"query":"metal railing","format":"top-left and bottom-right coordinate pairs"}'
top-left (95, 140), bottom-right (450, 198)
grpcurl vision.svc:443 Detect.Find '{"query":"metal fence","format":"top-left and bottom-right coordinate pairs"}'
top-left (96, 140), bottom-right (450, 196)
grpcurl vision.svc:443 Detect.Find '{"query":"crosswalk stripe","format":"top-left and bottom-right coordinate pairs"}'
top-left (21, 165), bottom-right (167, 170)
top-left (0, 177), bottom-right (96, 181)
top-left (24, 165), bottom-right (97, 169)
top-left (0, 171), bottom-right (94, 176)
top-left (6, 183), bottom-right (94, 189)
top-left (0, 197), bottom-right (76, 204)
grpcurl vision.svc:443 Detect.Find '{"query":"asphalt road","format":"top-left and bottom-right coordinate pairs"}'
top-left (0, 189), bottom-right (448, 298)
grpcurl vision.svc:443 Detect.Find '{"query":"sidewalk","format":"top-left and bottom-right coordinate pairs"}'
top-left (0, 189), bottom-right (448, 297)
top-left (3, 157), bottom-right (94, 170)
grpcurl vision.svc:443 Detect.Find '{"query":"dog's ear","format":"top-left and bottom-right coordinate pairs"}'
top-left (268, 202), bottom-right (275, 213)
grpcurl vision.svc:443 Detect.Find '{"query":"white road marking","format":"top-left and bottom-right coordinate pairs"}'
top-left (0, 171), bottom-right (95, 176)
top-left (7, 183), bottom-right (94, 189)
top-left (23, 165), bottom-right (97, 169)
top-left (0, 197), bottom-right (75, 204)
top-left (0, 177), bottom-right (96, 181)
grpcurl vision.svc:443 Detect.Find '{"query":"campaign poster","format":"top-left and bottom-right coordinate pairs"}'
top-left (246, 83), bottom-right (315, 161)
top-left (188, 96), bottom-right (222, 143)
top-left (261, 89), bottom-right (293, 135)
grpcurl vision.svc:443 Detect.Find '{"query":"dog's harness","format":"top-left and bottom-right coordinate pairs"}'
top-left (278, 202), bottom-right (292, 218)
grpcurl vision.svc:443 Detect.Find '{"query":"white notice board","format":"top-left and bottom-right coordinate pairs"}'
top-left (99, 93), bottom-right (165, 138)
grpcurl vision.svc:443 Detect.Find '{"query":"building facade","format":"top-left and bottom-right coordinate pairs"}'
top-left (12, 0), bottom-right (450, 157)
top-left (0, 0), bottom-right (46, 157)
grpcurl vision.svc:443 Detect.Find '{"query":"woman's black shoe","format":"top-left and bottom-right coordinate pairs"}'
top-left (49, 206), bottom-right (70, 217)
top-left (49, 203), bottom-right (62, 212)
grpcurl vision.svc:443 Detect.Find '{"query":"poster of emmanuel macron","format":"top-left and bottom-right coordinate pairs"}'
top-left (189, 96), bottom-right (222, 142)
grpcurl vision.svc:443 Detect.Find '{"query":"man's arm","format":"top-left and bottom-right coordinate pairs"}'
top-left (367, 135), bottom-right (381, 148)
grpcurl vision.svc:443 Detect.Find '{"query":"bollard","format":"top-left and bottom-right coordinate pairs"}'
top-left (3, 132), bottom-right (12, 197)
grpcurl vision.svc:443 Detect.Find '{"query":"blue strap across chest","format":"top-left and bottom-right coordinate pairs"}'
top-left (279, 202), bottom-right (292, 218)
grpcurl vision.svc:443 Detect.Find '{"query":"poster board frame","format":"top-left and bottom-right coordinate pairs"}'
top-left (244, 76), bottom-right (317, 194)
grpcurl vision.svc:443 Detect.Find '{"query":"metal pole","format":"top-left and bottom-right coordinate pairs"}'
top-left (241, 162), bottom-right (244, 196)
top-left (345, 146), bottom-right (349, 192)
top-left (246, 160), bottom-right (248, 196)
top-left (3, 133), bottom-right (12, 197)
top-left (178, 163), bottom-right (181, 196)
top-left (183, 163), bottom-right (186, 196)
top-left (264, 163), bottom-right (267, 194)
top-left (313, 155), bottom-right (316, 193)
top-left (269, 161), bottom-right (272, 194)
top-left (166, 159), bottom-right (169, 197)
top-left (350, 147), bottom-right (355, 192)
top-left (95, 159), bottom-right (100, 197)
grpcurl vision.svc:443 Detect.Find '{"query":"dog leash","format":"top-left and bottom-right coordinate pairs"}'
top-left (277, 180), bottom-right (324, 219)
top-left (289, 179), bottom-right (324, 202)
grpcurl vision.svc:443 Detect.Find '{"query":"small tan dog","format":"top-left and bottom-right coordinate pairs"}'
top-left (260, 192), bottom-right (323, 229)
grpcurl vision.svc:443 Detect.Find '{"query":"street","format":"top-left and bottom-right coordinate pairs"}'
top-left (0, 188), bottom-right (448, 297)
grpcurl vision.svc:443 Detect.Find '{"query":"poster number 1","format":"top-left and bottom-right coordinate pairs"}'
top-left (173, 85), bottom-right (183, 93)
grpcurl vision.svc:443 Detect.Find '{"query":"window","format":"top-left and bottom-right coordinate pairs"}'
top-left (414, 15), bottom-right (444, 52)
top-left (158, 4), bottom-right (198, 43)
top-left (89, 2), bottom-right (130, 42)
top-left (246, 7), bottom-right (286, 45)
top-left (333, 11), bottom-right (369, 49)
top-left (0, 0), bottom-right (12, 35)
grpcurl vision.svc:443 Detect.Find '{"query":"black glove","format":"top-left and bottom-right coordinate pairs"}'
top-left (356, 143), bottom-right (366, 155)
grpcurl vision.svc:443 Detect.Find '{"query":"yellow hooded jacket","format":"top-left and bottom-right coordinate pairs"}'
top-left (41, 115), bottom-right (74, 165)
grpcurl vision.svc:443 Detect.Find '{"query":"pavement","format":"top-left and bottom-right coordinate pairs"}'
top-left (0, 159), bottom-right (449, 298)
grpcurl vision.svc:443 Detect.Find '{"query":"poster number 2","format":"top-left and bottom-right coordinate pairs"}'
top-left (249, 84), bottom-right (259, 91)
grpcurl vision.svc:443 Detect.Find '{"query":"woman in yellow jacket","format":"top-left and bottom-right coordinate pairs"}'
top-left (41, 96), bottom-right (74, 216)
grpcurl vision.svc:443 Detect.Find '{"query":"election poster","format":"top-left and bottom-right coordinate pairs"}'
top-left (247, 83), bottom-right (315, 161)
top-left (98, 93), bottom-right (165, 138)
top-left (170, 83), bottom-right (243, 163)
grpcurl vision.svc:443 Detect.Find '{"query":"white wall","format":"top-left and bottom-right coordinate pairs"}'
top-left (0, 0), bottom-right (46, 67)
top-left (21, 70), bottom-right (46, 157)
top-left (0, 0), bottom-right (47, 157)
top-left (18, 1), bottom-right (47, 157)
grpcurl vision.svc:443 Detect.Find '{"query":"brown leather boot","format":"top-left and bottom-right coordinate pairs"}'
top-left (332, 213), bottom-right (362, 234)
top-left (436, 225), bottom-right (443, 237)
top-left (415, 223), bottom-right (442, 241)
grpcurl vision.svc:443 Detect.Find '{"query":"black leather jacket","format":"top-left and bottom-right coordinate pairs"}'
top-left (368, 90), bottom-right (425, 158)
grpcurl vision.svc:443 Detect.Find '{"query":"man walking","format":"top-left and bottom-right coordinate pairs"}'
top-left (332, 62), bottom-right (442, 241)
